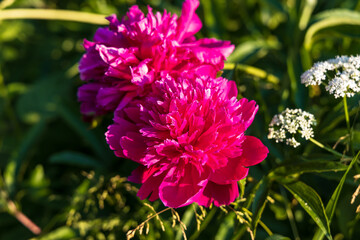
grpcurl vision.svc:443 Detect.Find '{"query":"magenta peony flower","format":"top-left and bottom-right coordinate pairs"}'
top-left (106, 73), bottom-right (268, 208)
top-left (78, 0), bottom-right (234, 119)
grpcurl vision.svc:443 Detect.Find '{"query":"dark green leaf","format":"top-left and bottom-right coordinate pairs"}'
top-left (6, 119), bottom-right (46, 195)
top-left (49, 151), bottom-right (102, 168)
top-left (305, 9), bottom-right (360, 50)
top-left (269, 160), bottom-right (347, 180)
top-left (278, 180), bottom-right (332, 239)
top-left (33, 226), bottom-right (76, 240)
top-left (252, 177), bottom-right (271, 235)
top-left (15, 78), bottom-right (65, 124)
top-left (313, 151), bottom-right (360, 240)
top-left (265, 234), bottom-right (291, 240)
top-left (227, 38), bottom-right (280, 63)
top-left (215, 212), bottom-right (235, 240)
top-left (57, 105), bottom-right (113, 165)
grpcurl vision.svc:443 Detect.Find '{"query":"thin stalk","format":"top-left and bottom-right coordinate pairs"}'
top-left (343, 96), bottom-right (354, 155)
top-left (1, 189), bottom-right (41, 235)
top-left (241, 208), bottom-right (273, 236)
top-left (343, 96), bottom-right (350, 131)
top-left (7, 200), bottom-right (41, 235)
top-left (309, 137), bottom-right (349, 159)
top-left (189, 207), bottom-right (217, 240)
top-left (0, 9), bottom-right (108, 25)
top-left (280, 187), bottom-right (300, 240)
top-left (0, 66), bottom-right (21, 139)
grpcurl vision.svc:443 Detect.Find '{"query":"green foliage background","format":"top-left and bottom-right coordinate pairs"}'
top-left (2, 0), bottom-right (360, 239)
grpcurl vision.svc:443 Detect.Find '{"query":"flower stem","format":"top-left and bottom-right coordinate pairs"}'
top-left (343, 96), bottom-right (354, 155)
top-left (343, 95), bottom-right (351, 130)
top-left (309, 137), bottom-right (347, 159)
top-left (7, 200), bottom-right (41, 235)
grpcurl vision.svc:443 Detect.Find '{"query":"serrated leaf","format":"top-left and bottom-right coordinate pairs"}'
top-left (278, 180), bottom-right (332, 240)
top-left (313, 151), bottom-right (360, 240)
top-left (49, 151), bottom-right (102, 168)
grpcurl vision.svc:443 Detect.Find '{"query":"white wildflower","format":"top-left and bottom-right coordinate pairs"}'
top-left (286, 137), bottom-right (300, 148)
top-left (268, 108), bottom-right (316, 148)
top-left (301, 55), bottom-right (360, 98)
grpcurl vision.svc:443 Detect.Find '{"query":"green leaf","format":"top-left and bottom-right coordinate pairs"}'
top-left (16, 78), bottom-right (63, 124)
top-left (278, 180), bottom-right (332, 240)
top-left (6, 119), bottom-right (46, 195)
top-left (57, 105), bottom-right (113, 165)
top-left (31, 226), bottom-right (76, 240)
top-left (252, 178), bottom-right (271, 235)
top-left (215, 212), bottom-right (235, 240)
top-left (175, 205), bottom-right (195, 240)
top-left (269, 160), bottom-right (347, 180)
top-left (304, 9), bottom-right (360, 50)
top-left (265, 234), bottom-right (291, 240)
top-left (227, 38), bottom-right (280, 63)
top-left (49, 151), bottom-right (102, 168)
top-left (28, 164), bottom-right (49, 188)
top-left (312, 151), bottom-right (360, 240)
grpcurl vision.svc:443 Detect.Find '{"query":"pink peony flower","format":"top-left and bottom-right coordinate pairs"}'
top-left (78, 0), bottom-right (234, 119)
top-left (106, 73), bottom-right (268, 208)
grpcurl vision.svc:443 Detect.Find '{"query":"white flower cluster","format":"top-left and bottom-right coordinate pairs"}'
top-left (268, 108), bottom-right (316, 148)
top-left (301, 55), bottom-right (360, 98)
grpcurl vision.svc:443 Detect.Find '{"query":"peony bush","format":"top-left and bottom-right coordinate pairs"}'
top-left (3, 0), bottom-right (360, 239)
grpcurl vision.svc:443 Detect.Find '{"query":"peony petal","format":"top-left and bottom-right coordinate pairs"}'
top-left (137, 170), bottom-right (165, 202)
top-left (193, 38), bottom-right (235, 58)
top-left (128, 165), bottom-right (159, 184)
top-left (79, 44), bottom-right (107, 81)
top-left (236, 98), bottom-right (258, 129)
top-left (120, 132), bottom-right (147, 163)
top-left (202, 181), bottom-right (239, 207)
top-left (210, 161), bottom-right (249, 184)
top-left (105, 116), bottom-right (138, 158)
top-left (159, 164), bottom-right (209, 208)
top-left (176, 0), bottom-right (202, 42)
top-left (77, 83), bottom-right (107, 116)
top-left (240, 136), bottom-right (269, 167)
top-left (96, 86), bottom-right (124, 111)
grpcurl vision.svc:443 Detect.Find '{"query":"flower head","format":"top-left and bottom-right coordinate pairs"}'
top-left (78, 0), bottom-right (234, 119)
top-left (268, 108), bottom-right (316, 148)
top-left (106, 73), bottom-right (268, 208)
top-left (301, 55), bottom-right (360, 98)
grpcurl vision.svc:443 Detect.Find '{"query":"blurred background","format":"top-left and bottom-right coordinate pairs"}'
top-left (2, 0), bottom-right (360, 239)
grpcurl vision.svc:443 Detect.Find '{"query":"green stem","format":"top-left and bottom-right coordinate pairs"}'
top-left (241, 208), bottom-right (273, 236)
top-left (343, 96), bottom-right (354, 155)
top-left (189, 207), bottom-right (217, 240)
top-left (343, 96), bottom-right (350, 130)
top-left (309, 137), bottom-right (349, 159)
top-left (0, 9), bottom-right (108, 25)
